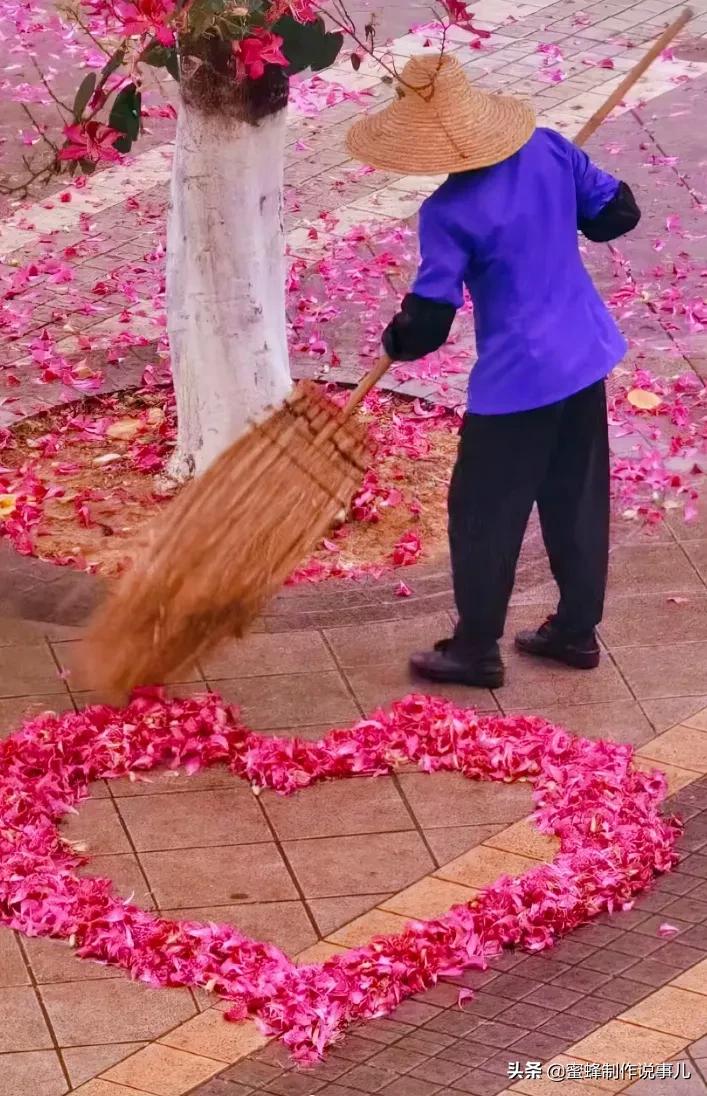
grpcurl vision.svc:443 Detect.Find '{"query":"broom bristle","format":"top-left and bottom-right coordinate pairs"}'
top-left (80, 382), bottom-right (373, 702)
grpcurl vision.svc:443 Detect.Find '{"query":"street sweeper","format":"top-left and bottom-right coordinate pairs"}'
top-left (347, 52), bottom-right (641, 689)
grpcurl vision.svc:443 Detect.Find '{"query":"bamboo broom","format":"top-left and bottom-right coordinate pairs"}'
top-left (81, 8), bottom-right (692, 701)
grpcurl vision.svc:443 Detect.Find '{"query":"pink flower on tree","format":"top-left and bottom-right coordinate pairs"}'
top-left (267, 0), bottom-right (318, 22)
top-left (289, 0), bottom-right (319, 20)
top-left (114, 0), bottom-right (176, 43)
top-left (233, 29), bottom-right (288, 80)
top-left (59, 121), bottom-right (123, 164)
top-left (443, 0), bottom-right (491, 37)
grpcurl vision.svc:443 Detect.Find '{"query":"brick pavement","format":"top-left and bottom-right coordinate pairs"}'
top-left (0, 0), bottom-right (707, 1092)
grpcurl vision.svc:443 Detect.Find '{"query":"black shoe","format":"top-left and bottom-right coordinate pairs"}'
top-left (410, 638), bottom-right (505, 688)
top-left (514, 617), bottom-right (600, 670)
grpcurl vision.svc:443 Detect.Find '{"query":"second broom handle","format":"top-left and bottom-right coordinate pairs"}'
top-left (574, 7), bottom-right (692, 147)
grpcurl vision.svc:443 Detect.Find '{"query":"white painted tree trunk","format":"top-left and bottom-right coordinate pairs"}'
top-left (166, 101), bottom-right (292, 480)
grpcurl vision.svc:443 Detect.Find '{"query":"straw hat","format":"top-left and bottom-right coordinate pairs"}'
top-left (346, 53), bottom-right (535, 176)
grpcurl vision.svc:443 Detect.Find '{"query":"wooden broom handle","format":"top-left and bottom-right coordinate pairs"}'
top-left (574, 7), bottom-right (693, 146)
top-left (341, 353), bottom-right (393, 419)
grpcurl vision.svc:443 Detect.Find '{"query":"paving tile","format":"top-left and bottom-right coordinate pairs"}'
top-left (425, 825), bottom-right (508, 864)
top-left (582, 949), bottom-right (639, 976)
top-left (606, 544), bottom-right (704, 595)
top-left (24, 934), bottom-right (119, 985)
top-left (381, 877), bottom-right (478, 919)
top-left (328, 909), bottom-right (410, 948)
top-left (620, 985), bottom-right (707, 1039)
top-left (570, 1019), bottom-right (689, 1065)
top-left (391, 999), bottom-right (443, 1026)
top-left (497, 652), bottom-right (630, 709)
top-left (637, 726), bottom-right (707, 772)
top-left (437, 990), bottom-right (511, 1021)
top-left (413, 982), bottom-right (462, 1009)
top-left (104, 1043), bottom-right (220, 1095)
top-left (435, 846), bottom-right (538, 889)
top-left (0, 930), bottom-right (29, 987)
top-left (484, 817), bottom-right (559, 861)
top-left (160, 1011), bottom-right (267, 1063)
top-left (265, 1071), bottom-right (328, 1094)
top-left (161, 901), bottom-right (316, 955)
top-left (324, 614), bottom-right (452, 668)
top-left (567, 996), bottom-right (623, 1023)
top-left (396, 773), bottom-right (533, 829)
top-left (0, 692), bottom-right (74, 738)
top-left (140, 842), bottom-right (297, 908)
top-left (0, 986), bottom-right (53, 1053)
top-left (614, 643), bottom-right (707, 700)
top-left (40, 978), bottom-right (195, 1046)
top-left (622, 1063), bottom-right (707, 1095)
top-left (600, 593), bottom-right (707, 648)
top-left (674, 958), bottom-right (707, 994)
top-left (309, 894), bottom-right (390, 938)
top-left (507, 700), bottom-right (654, 747)
top-left (369, 1044), bottom-right (428, 1073)
top-left (222, 1057), bottom-right (282, 1085)
top-left (594, 977), bottom-right (653, 1007)
top-left (642, 697), bottom-right (707, 733)
top-left (63, 1042), bottom-right (146, 1088)
top-left (214, 672), bottom-right (359, 728)
top-left (345, 662), bottom-right (496, 713)
top-left (80, 852), bottom-right (155, 909)
top-left (626, 957), bottom-right (685, 988)
top-left (60, 797), bottom-right (132, 855)
top-left (116, 788), bottom-right (270, 850)
top-left (411, 1057), bottom-right (469, 1085)
top-left (200, 630), bottom-right (335, 678)
top-left (296, 941), bottom-right (348, 964)
top-left (689, 710), bottom-right (707, 732)
top-left (261, 776), bottom-right (410, 839)
top-left (284, 830), bottom-right (434, 898)
top-left (339, 1062), bottom-right (398, 1091)
top-left (0, 1050), bottom-right (67, 1096)
top-left (633, 757), bottom-right (698, 795)
top-left (0, 643), bottom-right (63, 697)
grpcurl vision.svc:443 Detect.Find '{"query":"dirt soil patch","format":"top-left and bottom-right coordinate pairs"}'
top-left (0, 385), bottom-right (459, 582)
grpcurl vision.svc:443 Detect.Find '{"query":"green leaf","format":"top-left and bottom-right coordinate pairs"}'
top-left (309, 28), bottom-right (343, 71)
top-left (73, 73), bottom-right (96, 121)
top-left (108, 83), bottom-right (142, 154)
top-left (141, 42), bottom-right (180, 81)
top-left (78, 158), bottom-right (97, 174)
top-left (273, 14), bottom-right (343, 76)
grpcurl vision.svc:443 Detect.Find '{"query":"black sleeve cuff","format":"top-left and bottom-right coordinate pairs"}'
top-left (579, 181), bottom-right (641, 243)
top-left (382, 293), bottom-right (457, 362)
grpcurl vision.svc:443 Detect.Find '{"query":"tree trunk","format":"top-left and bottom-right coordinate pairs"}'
top-left (166, 73), bottom-right (291, 480)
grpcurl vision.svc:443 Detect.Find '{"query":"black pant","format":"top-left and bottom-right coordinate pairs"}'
top-left (449, 380), bottom-right (610, 646)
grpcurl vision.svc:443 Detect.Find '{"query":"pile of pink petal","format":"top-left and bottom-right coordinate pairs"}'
top-left (0, 688), bottom-right (679, 1061)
